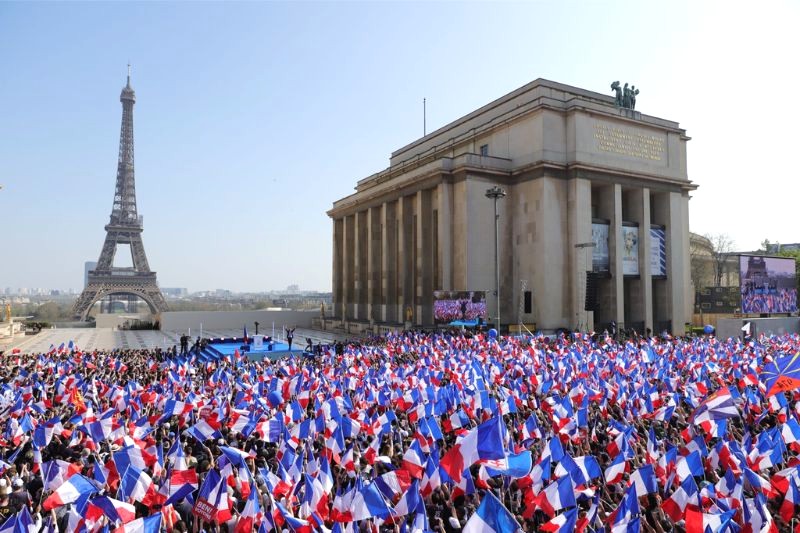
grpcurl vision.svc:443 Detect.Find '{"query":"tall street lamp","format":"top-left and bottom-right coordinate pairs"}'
top-left (485, 185), bottom-right (506, 330)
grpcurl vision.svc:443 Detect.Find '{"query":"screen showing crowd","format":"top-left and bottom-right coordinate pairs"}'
top-left (740, 255), bottom-right (798, 314)
top-left (433, 291), bottom-right (488, 323)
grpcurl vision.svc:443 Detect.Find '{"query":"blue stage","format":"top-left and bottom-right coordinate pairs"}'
top-left (448, 319), bottom-right (480, 327)
top-left (205, 339), bottom-right (306, 362)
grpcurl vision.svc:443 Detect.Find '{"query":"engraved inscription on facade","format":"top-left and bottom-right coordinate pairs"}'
top-left (593, 123), bottom-right (664, 161)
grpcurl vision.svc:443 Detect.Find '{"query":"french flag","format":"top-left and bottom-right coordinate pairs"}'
top-left (42, 475), bottom-right (97, 511)
top-left (629, 463), bottom-right (658, 497)
top-left (350, 481), bottom-right (392, 521)
top-left (421, 456), bottom-right (441, 498)
top-left (661, 476), bottom-right (699, 522)
top-left (92, 495), bottom-right (136, 524)
top-left (112, 513), bottom-right (161, 533)
top-left (685, 508), bottom-right (735, 533)
top-left (341, 446), bottom-right (356, 477)
top-left (375, 469), bottom-right (412, 501)
top-left (463, 490), bottom-right (521, 533)
top-left (363, 434), bottom-right (381, 465)
top-left (554, 454), bottom-right (601, 486)
top-left (166, 459), bottom-right (199, 507)
top-left (676, 451), bottom-right (703, 482)
top-left (401, 440), bottom-right (426, 479)
top-left (604, 454), bottom-right (628, 485)
top-left (537, 476), bottom-right (576, 517)
top-left (274, 500), bottom-right (311, 533)
top-left (440, 417), bottom-right (505, 483)
top-left (782, 419), bottom-right (800, 445)
top-left (183, 419), bottom-right (222, 442)
top-left (540, 507), bottom-right (577, 533)
top-left (780, 477), bottom-right (800, 522)
top-left (234, 487), bottom-right (264, 533)
top-left (120, 465), bottom-right (153, 502)
top-left (299, 475), bottom-right (329, 521)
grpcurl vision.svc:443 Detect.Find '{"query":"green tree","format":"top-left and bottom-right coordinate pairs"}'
top-left (34, 302), bottom-right (61, 321)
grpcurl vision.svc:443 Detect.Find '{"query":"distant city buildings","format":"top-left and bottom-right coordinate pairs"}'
top-left (162, 288), bottom-right (189, 297)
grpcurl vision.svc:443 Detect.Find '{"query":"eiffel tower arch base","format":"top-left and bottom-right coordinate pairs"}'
top-left (73, 281), bottom-right (167, 322)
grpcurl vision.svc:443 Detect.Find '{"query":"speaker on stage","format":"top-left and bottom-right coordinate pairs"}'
top-left (524, 291), bottom-right (532, 314)
top-left (585, 271), bottom-right (599, 311)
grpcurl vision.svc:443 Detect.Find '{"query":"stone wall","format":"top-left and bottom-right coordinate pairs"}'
top-left (160, 310), bottom-right (318, 334)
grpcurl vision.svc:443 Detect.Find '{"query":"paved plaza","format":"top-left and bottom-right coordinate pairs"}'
top-left (6, 326), bottom-right (343, 353)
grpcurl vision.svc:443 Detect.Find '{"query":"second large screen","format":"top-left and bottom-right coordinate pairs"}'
top-left (740, 255), bottom-right (798, 314)
top-left (433, 291), bottom-right (487, 323)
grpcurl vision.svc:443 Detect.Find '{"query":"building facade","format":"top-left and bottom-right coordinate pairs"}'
top-left (327, 79), bottom-right (696, 335)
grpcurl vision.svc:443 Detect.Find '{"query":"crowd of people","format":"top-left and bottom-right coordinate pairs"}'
top-left (0, 329), bottom-right (799, 532)
top-left (740, 288), bottom-right (798, 314)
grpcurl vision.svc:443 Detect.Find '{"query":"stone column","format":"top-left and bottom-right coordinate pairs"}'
top-left (368, 205), bottom-right (382, 325)
top-left (355, 210), bottom-right (368, 320)
top-left (343, 214), bottom-right (355, 320)
top-left (437, 182), bottom-right (453, 291)
top-left (382, 201), bottom-right (397, 323)
top-left (332, 218), bottom-right (344, 320)
top-left (398, 195), bottom-right (414, 325)
top-left (624, 187), bottom-right (651, 334)
top-left (665, 191), bottom-right (690, 335)
top-left (567, 178), bottom-right (592, 331)
top-left (416, 189), bottom-right (434, 325)
top-left (640, 189), bottom-right (654, 334)
top-left (610, 183), bottom-right (625, 329)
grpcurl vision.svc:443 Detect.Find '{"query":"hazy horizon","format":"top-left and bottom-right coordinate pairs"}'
top-left (1, 1), bottom-right (798, 292)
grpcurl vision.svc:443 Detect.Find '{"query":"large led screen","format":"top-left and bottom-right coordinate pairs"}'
top-left (740, 255), bottom-right (797, 314)
top-left (433, 291), bottom-right (487, 324)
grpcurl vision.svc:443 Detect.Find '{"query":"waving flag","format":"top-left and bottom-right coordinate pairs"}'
top-left (691, 386), bottom-right (739, 424)
top-left (538, 476), bottom-right (576, 517)
top-left (685, 508), bottom-right (735, 533)
top-left (350, 481), bottom-right (392, 521)
top-left (629, 464), bottom-right (658, 497)
top-left (440, 417), bottom-right (505, 483)
top-left (42, 475), bottom-right (97, 511)
top-left (463, 490), bottom-right (521, 533)
top-left (113, 513), bottom-right (161, 533)
top-left (604, 454), bottom-right (629, 484)
top-left (540, 507), bottom-right (577, 533)
top-left (92, 496), bottom-right (136, 524)
top-left (761, 353), bottom-right (800, 397)
top-left (119, 465), bottom-right (152, 502)
top-left (183, 419), bottom-right (222, 442)
top-left (554, 454), bottom-right (601, 486)
top-left (235, 485), bottom-right (264, 533)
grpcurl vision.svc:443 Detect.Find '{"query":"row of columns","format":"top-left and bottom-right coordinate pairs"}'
top-left (580, 181), bottom-right (689, 335)
top-left (333, 183), bottom-right (453, 326)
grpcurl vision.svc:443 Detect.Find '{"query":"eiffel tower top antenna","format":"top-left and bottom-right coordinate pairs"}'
top-left (113, 64), bottom-right (138, 226)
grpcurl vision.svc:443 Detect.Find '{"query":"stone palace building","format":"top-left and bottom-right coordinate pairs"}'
top-left (325, 79), bottom-right (696, 335)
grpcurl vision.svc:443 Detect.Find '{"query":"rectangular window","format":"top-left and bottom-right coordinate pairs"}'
top-left (480, 144), bottom-right (489, 156)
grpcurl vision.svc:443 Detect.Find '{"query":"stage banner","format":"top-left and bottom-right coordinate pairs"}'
top-left (253, 335), bottom-right (264, 350)
top-left (622, 226), bottom-right (639, 276)
top-left (591, 223), bottom-right (610, 272)
top-left (650, 227), bottom-right (666, 276)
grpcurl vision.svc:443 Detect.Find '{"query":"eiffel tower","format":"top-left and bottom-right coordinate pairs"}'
top-left (73, 67), bottom-right (167, 321)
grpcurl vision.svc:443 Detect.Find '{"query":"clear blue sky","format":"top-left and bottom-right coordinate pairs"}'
top-left (1, 1), bottom-right (798, 292)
